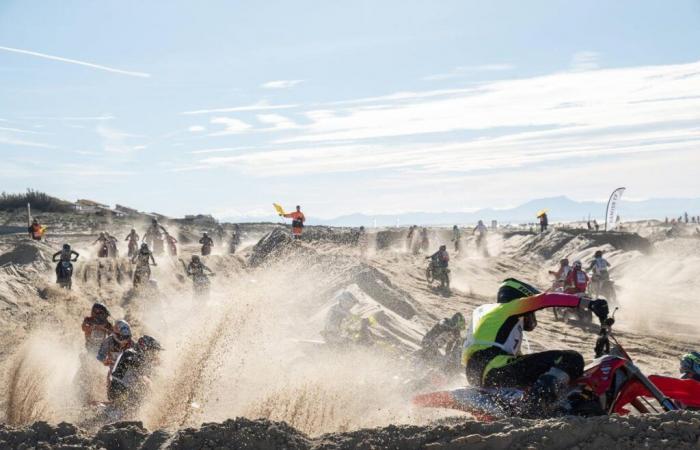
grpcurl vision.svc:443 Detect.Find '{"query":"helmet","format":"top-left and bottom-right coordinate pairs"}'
top-left (453, 225), bottom-right (458, 229)
top-left (560, 258), bottom-right (569, 266)
top-left (439, 245), bottom-right (447, 251)
top-left (131, 228), bottom-right (136, 233)
top-left (573, 260), bottom-right (582, 269)
top-left (191, 255), bottom-right (200, 262)
top-left (113, 319), bottom-right (131, 343)
top-left (497, 278), bottom-right (540, 303)
top-left (99, 232), bottom-right (106, 237)
top-left (63, 243), bottom-right (71, 251)
top-left (151, 218), bottom-right (158, 225)
top-left (91, 302), bottom-right (110, 318)
top-left (478, 220), bottom-right (484, 226)
top-left (680, 352), bottom-right (700, 376)
top-left (594, 250), bottom-right (603, 258)
top-left (140, 243), bottom-right (149, 250)
top-left (450, 312), bottom-right (466, 330)
top-left (138, 335), bottom-right (163, 352)
top-left (203, 232), bottom-right (208, 237)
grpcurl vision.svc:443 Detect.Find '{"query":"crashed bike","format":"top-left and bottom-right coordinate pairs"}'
top-left (413, 310), bottom-right (700, 419)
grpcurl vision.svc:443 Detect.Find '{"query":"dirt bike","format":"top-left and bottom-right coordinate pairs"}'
top-left (54, 258), bottom-right (77, 289)
top-left (132, 264), bottom-right (151, 288)
top-left (97, 242), bottom-right (109, 258)
top-left (201, 244), bottom-right (212, 256)
top-left (426, 260), bottom-right (450, 290)
top-left (590, 272), bottom-right (617, 304)
top-left (192, 272), bottom-right (213, 299)
top-left (413, 310), bottom-right (700, 420)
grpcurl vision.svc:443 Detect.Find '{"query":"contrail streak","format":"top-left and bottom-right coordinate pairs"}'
top-left (0, 45), bottom-right (151, 78)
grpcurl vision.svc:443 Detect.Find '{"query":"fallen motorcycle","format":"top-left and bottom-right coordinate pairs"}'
top-left (413, 310), bottom-right (700, 419)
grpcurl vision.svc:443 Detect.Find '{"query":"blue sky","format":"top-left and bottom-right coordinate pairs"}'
top-left (1, 1), bottom-right (699, 219)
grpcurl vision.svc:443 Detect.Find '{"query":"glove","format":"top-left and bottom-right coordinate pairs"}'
top-left (588, 299), bottom-right (609, 322)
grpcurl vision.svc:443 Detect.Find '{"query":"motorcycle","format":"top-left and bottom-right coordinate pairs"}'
top-left (132, 264), bottom-right (151, 288)
top-left (413, 310), bottom-right (700, 420)
top-left (426, 260), bottom-right (450, 290)
top-left (97, 242), bottom-right (109, 258)
top-left (590, 272), bottom-right (617, 304)
top-left (55, 259), bottom-right (76, 289)
top-left (192, 272), bottom-right (213, 299)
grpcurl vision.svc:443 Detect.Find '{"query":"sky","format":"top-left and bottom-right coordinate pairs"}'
top-left (1, 0), bottom-right (700, 220)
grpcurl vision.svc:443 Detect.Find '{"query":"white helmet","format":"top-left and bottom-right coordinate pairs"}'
top-left (113, 319), bottom-right (132, 343)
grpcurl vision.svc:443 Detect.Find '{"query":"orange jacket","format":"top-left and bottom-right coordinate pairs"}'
top-left (284, 211), bottom-right (305, 234)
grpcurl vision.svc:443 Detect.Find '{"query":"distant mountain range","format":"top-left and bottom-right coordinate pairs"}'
top-left (219, 196), bottom-right (700, 227)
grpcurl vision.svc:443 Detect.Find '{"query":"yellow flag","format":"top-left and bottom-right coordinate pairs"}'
top-left (273, 203), bottom-right (286, 216)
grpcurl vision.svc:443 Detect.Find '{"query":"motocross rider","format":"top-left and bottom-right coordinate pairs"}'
top-left (565, 260), bottom-right (589, 294)
top-left (428, 245), bottom-right (450, 277)
top-left (93, 232), bottom-right (110, 257)
top-left (463, 278), bottom-right (608, 408)
top-left (143, 219), bottom-right (166, 255)
top-left (131, 243), bottom-right (157, 287)
top-left (81, 303), bottom-right (112, 354)
top-left (452, 225), bottom-right (462, 252)
top-left (588, 250), bottom-right (611, 292)
top-left (473, 220), bottom-right (489, 255)
top-left (108, 335), bottom-right (163, 406)
top-left (187, 255), bottom-right (213, 277)
top-left (548, 258), bottom-right (571, 290)
top-left (52, 244), bottom-right (79, 282)
top-left (199, 232), bottom-right (214, 256)
top-left (125, 229), bottom-right (140, 258)
top-left (97, 320), bottom-right (135, 368)
top-left (322, 292), bottom-right (359, 346)
top-left (680, 352), bottom-right (700, 382)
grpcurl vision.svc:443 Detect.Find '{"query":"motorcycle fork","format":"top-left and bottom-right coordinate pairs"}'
top-left (610, 362), bottom-right (678, 414)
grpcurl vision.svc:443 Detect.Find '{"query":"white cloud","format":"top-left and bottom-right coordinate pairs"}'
top-left (570, 51), bottom-right (600, 72)
top-left (256, 113), bottom-right (298, 130)
top-left (96, 124), bottom-right (144, 153)
top-left (189, 147), bottom-right (248, 155)
top-left (0, 133), bottom-right (56, 149)
top-left (0, 126), bottom-right (45, 135)
top-left (0, 46), bottom-right (150, 78)
top-left (181, 101), bottom-right (298, 115)
top-left (22, 115), bottom-right (115, 121)
top-left (276, 60), bottom-right (700, 144)
top-left (187, 59), bottom-right (700, 191)
top-left (209, 117), bottom-right (252, 135)
top-left (188, 125), bottom-right (206, 132)
top-left (261, 79), bottom-right (303, 89)
top-left (423, 64), bottom-right (514, 81)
